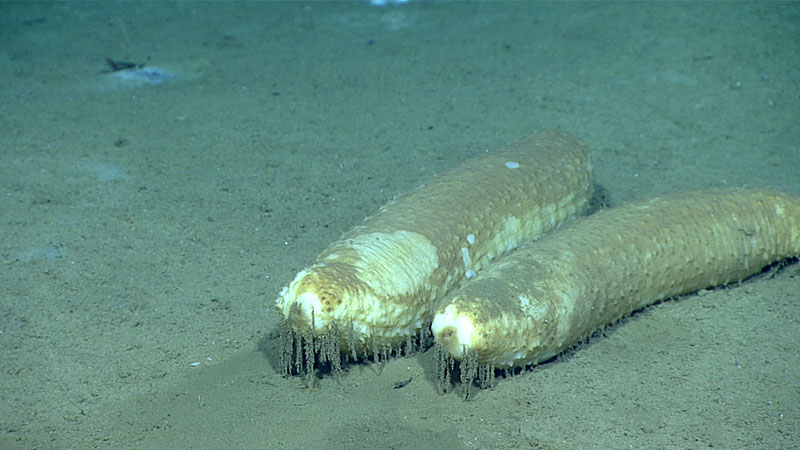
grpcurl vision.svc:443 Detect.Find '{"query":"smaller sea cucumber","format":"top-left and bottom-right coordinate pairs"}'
top-left (433, 189), bottom-right (800, 388)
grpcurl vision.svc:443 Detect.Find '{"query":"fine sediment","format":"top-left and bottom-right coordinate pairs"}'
top-left (276, 131), bottom-right (594, 375)
top-left (432, 189), bottom-right (800, 392)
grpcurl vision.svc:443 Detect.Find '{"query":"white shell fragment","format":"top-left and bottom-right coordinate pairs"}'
top-left (504, 161), bottom-right (520, 169)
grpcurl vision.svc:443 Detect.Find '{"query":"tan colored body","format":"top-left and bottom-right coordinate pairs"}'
top-left (277, 131), bottom-right (594, 373)
top-left (432, 189), bottom-right (800, 369)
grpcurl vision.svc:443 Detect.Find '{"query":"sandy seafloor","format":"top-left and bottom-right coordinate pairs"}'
top-left (1, 2), bottom-right (799, 449)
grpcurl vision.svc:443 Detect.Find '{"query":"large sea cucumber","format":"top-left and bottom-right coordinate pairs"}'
top-left (276, 131), bottom-right (594, 374)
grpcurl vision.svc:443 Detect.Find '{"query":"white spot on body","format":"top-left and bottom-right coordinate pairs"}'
top-left (350, 231), bottom-right (439, 298)
top-left (461, 247), bottom-right (472, 270)
top-left (486, 216), bottom-right (525, 257)
top-left (431, 304), bottom-right (476, 356)
top-left (519, 295), bottom-right (548, 322)
top-left (461, 246), bottom-right (477, 278)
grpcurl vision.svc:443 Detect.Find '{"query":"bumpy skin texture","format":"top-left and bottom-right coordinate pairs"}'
top-left (432, 189), bottom-right (800, 368)
top-left (276, 131), bottom-right (594, 354)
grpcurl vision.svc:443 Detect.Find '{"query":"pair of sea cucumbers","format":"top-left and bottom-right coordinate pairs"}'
top-left (276, 131), bottom-right (800, 389)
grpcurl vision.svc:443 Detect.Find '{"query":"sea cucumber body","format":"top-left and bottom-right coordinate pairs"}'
top-left (276, 131), bottom-right (594, 368)
top-left (432, 189), bottom-right (800, 368)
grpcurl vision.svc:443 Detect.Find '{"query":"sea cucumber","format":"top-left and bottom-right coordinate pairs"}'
top-left (276, 131), bottom-right (594, 374)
